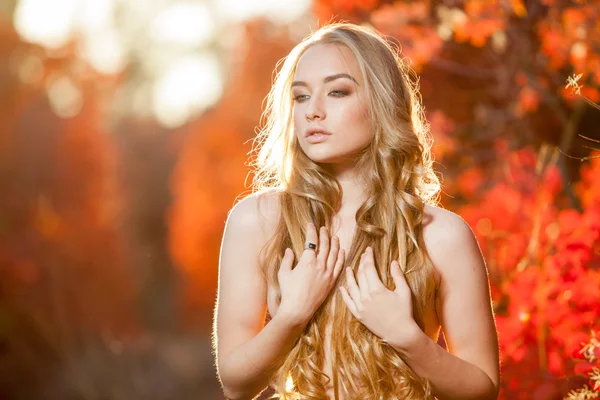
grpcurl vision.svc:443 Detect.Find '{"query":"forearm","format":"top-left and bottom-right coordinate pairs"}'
top-left (390, 331), bottom-right (498, 400)
top-left (219, 312), bottom-right (306, 400)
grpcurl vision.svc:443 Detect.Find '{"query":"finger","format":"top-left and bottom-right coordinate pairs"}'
top-left (345, 267), bottom-right (362, 306)
top-left (332, 248), bottom-right (345, 278)
top-left (357, 253), bottom-right (370, 298)
top-left (363, 247), bottom-right (385, 291)
top-left (303, 222), bottom-right (318, 257)
top-left (339, 286), bottom-right (358, 316)
top-left (317, 226), bottom-right (330, 266)
top-left (278, 248), bottom-right (294, 278)
top-left (326, 235), bottom-right (339, 272)
top-left (391, 260), bottom-right (409, 295)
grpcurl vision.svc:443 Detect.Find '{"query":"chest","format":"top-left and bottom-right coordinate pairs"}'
top-left (265, 215), bottom-right (441, 334)
top-left (267, 217), bottom-right (356, 319)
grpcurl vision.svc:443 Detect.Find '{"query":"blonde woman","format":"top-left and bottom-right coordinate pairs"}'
top-left (214, 23), bottom-right (500, 400)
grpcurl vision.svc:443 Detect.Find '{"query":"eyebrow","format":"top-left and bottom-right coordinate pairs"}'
top-left (291, 73), bottom-right (359, 88)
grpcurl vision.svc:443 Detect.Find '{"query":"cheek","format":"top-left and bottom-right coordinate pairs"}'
top-left (293, 106), bottom-right (306, 128)
top-left (292, 108), bottom-right (302, 139)
top-left (340, 97), bottom-right (367, 120)
top-left (341, 101), bottom-right (372, 137)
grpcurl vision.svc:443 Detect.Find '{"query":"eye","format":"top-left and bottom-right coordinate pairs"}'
top-left (329, 90), bottom-right (349, 97)
top-left (293, 94), bottom-right (309, 102)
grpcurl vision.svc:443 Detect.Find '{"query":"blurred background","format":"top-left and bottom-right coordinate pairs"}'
top-left (0, 0), bottom-right (599, 399)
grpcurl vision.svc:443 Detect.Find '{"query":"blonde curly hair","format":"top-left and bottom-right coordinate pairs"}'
top-left (248, 22), bottom-right (441, 400)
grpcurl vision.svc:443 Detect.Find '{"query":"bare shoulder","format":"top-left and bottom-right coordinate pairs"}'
top-left (227, 189), bottom-right (282, 243)
top-left (422, 204), bottom-right (474, 243)
top-left (421, 204), bottom-right (482, 277)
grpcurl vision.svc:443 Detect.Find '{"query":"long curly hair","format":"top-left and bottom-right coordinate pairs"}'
top-left (248, 22), bottom-right (441, 400)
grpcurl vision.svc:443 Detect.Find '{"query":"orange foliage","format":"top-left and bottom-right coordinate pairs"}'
top-left (518, 86), bottom-right (542, 114)
top-left (427, 110), bottom-right (456, 161)
top-left (537, 4), bottom-right (600, 85)
top-left (370, 2), bottom-right (442, 70)
top-left (0, 69), bottom-right (136, 397)
top-left (455, 147), bottom-right (600, 397)
top-left (313, 0), bottom-right (387, 23)
top-left (2, 100), bottom-right (134, 331)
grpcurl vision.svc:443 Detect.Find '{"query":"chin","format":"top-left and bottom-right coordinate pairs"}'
top-left (301, 141), bottom-right (364, 164)
top-left (305, 151), bottom-right (352, 165)
top-left (302, 147), bottom-right (332, 161)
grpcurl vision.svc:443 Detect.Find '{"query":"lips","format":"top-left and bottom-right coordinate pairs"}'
top-left (305, 132), bottom-right (330, 144)
top-left (305, 127), bottom-right (332, 138)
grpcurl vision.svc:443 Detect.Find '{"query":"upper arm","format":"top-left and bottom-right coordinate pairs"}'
top-left (426, 207), bottom-right (500, 389)
top-left (214, 192), bottom-right (278, 374)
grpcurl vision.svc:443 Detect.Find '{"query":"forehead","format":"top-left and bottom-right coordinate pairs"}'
top-left (294, 43), bottom-right (363, 85)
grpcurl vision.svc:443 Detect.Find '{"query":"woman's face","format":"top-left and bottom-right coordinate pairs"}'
top-left (292, 43), bottom-right (373, 165)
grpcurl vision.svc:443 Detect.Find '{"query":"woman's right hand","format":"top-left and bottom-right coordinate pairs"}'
top-left (276, 222), bottom-right (346, 326)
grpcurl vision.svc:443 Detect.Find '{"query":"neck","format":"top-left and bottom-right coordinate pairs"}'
top-left (328, 164), bottom-right (368, 218)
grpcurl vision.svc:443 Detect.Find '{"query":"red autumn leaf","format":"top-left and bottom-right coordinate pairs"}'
top-left (518, 86), bottom-right (542, 113)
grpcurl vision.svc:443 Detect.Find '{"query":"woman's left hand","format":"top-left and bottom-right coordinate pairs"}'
top-left (339, 246), bottom-right (422, 349)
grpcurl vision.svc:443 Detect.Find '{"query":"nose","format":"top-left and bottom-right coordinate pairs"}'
top-left (305, 95), bottom-right (325, 121)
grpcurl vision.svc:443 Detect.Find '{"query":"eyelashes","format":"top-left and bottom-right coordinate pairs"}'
top-left (293, 90), bottom-right (350, 102)
top-left (330, 90), bottom-right (349, 98)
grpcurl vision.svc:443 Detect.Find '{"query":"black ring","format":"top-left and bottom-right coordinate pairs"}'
top-left (304, 242), bottom-right (317, 251)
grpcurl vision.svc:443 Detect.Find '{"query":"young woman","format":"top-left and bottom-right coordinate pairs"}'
top-left (214, 23), bottom-right (500, 400)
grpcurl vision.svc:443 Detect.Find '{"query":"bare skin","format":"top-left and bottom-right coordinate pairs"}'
top-left (215, 42), bottom-right (499, 400)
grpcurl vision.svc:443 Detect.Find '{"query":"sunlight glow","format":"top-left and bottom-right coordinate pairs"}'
top-left (215, 0), bottom-right (310, 23)
top-left (14, 0), bottom-right (79, 49)
top-left (80, 29), bottom-right (126, 74)
top-left (285, 373), bottom-right (295, 392)
top-left (78, 0), bottom-right (115, 31)
top-left (76, 0), bottom-right (125, 74)
top-left (152, 54), bottom-right (223, 128)
top-left (17, 54), bottom-right (44, 84)
top-left (47, 77), bottom-right (83, 118)
top-left (13, 0), bottom-right (308, 125)
top-left (150, 3), bottom-right (215, 46)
